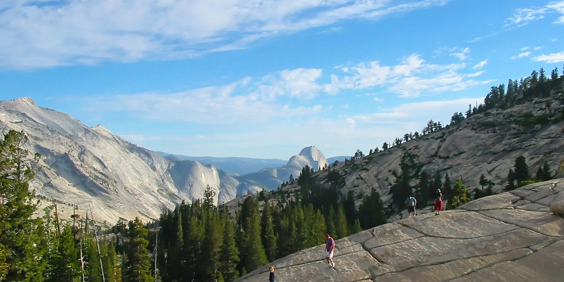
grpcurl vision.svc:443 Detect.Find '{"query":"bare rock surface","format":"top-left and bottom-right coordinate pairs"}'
top-left (237, 179), bottom-right (564, 281)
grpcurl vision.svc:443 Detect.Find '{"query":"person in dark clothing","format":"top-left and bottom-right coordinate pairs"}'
top-left (405, 195), bottom-right (417, 217)
top-left (325, 234), bottom-right (336, 267)
top-left (269, 266), bottom-right (275, 282)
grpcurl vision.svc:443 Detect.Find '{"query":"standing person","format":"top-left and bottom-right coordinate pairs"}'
top-left (325, 234), bottom-right (336, 268)
top-left (268, 266), bottom-right (276, 282)
top-left (434, 189), bottom-right (443, 215)
top-left (405, 196), bottom-right (417, 217)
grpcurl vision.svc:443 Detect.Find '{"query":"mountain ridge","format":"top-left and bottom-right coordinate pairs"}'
top-left (0, 97), bottom-right (332, 223)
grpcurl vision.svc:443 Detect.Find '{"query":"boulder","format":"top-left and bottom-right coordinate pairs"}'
top-left (550, 200), bottom-right (564, 215)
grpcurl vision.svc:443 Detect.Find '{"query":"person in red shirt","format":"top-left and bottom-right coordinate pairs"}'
top-left (434, 189), bottom-right (443, 215)
top-left (325, 234), bottom-right (336, 267)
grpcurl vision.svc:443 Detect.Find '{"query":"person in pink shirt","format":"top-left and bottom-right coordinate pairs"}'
top-left (325, 234), bottom-right (336, 267)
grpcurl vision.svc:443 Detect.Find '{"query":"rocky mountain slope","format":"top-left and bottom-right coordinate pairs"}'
top-left (0, 97), bottom-right (329, 224)
top-left (275, 94), bottom-right (564, 210)
top-left (160, 153), bottom-right (287, 176)
top-left (236, 178), bottom-right (564, 281)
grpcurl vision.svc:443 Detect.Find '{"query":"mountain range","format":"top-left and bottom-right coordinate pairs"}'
top-left (2, 83), bottom-right (563, 225)
top-left (0, 97), bottom-right (331, 224)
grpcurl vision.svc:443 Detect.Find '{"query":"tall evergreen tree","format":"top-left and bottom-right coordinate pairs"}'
top-left (0, 130), bottom-right (46, 281)
top-left (417, 171), bottom-right (430, 203)
top-left (542, 162), bottom-right (552, 181)
top-left (200, 212), bottom-right (222, 281)
top-left (443, 173), bottom-right (452, 198)
top-left (334, 204), bottom-right (348, 239)
top-left (101, 238), bottom-right (119, 282)
top-left (446, 180), bottom-right (470, 210)
top-left (260, 201), bottom-right (277, 262)
top-left (218, 213), bottom-right (239, 282)
top-left (47, 225), bottom-right (81, 282)
top-left (358, 189), bottom-right (387, 229)
top-left (84, 234), bottom-right (102, 282)
top-left (310, 210), bottom-right (327, 246)
top-left (513, 156), bottom-right (531, 184)
top-left (124, 218), bottom-right (152, 282)
top-left (242, 206), bottom-right (268, 272)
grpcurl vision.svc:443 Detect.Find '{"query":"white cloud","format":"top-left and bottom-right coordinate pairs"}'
top-left (473, 60), bottom-right (488, 69)
top-left (548, 1), bottom-right (564, 23)
top-left (255, 68), bottom-right (325, 100)
top-left (511, 52), bottom-right (531, 59)
top-left (505, 1), bottom-right (564, 28)
top-left (451, 47), bottom-right (470, 60)
top-left (0, 0), bottom-right (453, 69)
top-left (532, 51), bottom-right (564, 63)
top-left (82, 82), bottom-right (318, 125)
top-left (521, 46), bottom-right (530, 51)
top-left (505, 6), bottom-right (546, 27)
top-left (76, 52), bottom-right (491, 134)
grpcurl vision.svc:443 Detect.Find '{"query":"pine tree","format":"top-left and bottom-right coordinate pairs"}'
top-left (358, 189), bottom-right (386, 229)
top-left (84, 234), bottom-right (102, 282)
top-left (46, 225), bottom-right (82, 282)
top-left (513, 156), bottom-right (531, 184)
top-left (101, 238), bottom-right (119, 282)
top-left (334, 204), bottom-right (348, 239)
top-left (446, 180), bottom-right (470, 210)
top-left (124, 218), bottom-right (152, 282)
top-left (417, 171), bottom-right (430, 203)
top-left (310, 210), bottom-right (327, 245)
top-left (242, 206), bottom-right (268, 272)
top-left (350, 219), bottom-right (363, 234)
top-left (260, 200), bottom-right (277, 262)
top-left (218, 213), bottom-right (239, 282)
top-left (0, 130), bottom-right (46, 281)
top-left (542, 162), bottom-right (552, 181)
top-left (443, 173), bottom-right (452, 198)
top-left (200, 212), bottom-right (222, 281)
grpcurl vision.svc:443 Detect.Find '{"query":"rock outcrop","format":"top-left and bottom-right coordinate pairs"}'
top-left (237, 179), bottom-right (564, 281)
top-left (235, 146), bottom-right (328, 191)
top-left (0, 98), bottom-right (248, 223)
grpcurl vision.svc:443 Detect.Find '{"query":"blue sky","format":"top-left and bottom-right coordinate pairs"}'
top-left (1, 0), bottom-right (564, 160)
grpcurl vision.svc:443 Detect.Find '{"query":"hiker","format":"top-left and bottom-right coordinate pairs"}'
top-left (434, 189), bottom-right (443, 215)
top-left (268, 266), bottom-right (275, 282)
top-left (405, 195), bottom-right (417, 217)
top-left (325, 234), bottom-right (336, 267)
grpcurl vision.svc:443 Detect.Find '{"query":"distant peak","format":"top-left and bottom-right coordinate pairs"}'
top-left (298, 146), bottom-right (325, 160)
top-left (299, 146), bottom-right (318, 156)
top-left (14, 97), bottom-right (37, 106)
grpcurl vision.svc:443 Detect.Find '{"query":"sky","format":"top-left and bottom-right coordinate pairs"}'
top-left (1, 0), bottom-right (564, 160)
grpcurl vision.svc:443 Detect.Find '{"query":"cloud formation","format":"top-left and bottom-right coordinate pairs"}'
top-left (505, 1), bottom-right (564, 27)
top-left (78, 53), bottom-right (489, 128)
top-left (0, 0), bottom-right (452, 69)
top-left (533, 51), bottom-right (564, 63)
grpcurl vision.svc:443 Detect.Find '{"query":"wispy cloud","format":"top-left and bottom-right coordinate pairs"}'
top-left (548, 1), bottom-right (564, 23)
top-left (77, 53), bottom-right (490, 127)
top-left (451, 47), bottom-right (470, 60)
top-left (532, 51), bottom-right (564, 63)
top-left (0, 0), bottom-right (453, 70)
top-left (505, 6), bottom-right (546, 27)
top-left (473, 60), bottom-right (488, 69)
top-left (505, 1), bottom-right (564, 27)
top-left (511, 52), bottom-right (531, 59)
